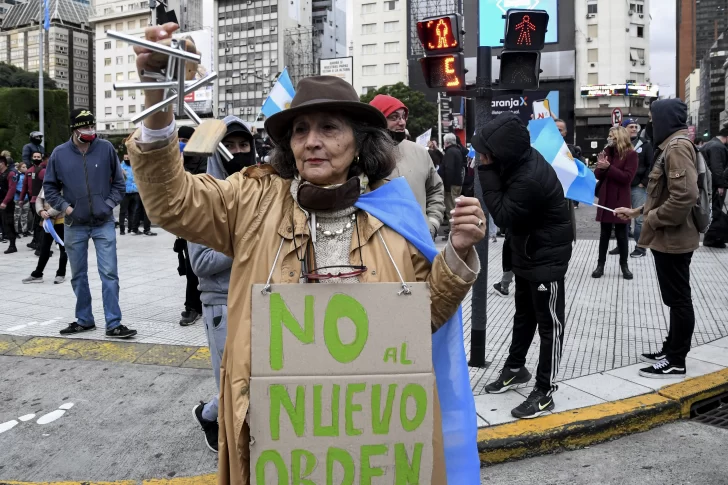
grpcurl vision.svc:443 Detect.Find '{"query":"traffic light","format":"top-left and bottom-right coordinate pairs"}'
top-left (498, 9), bottom-right (549, 90)
top-left (417, 14), bottom-right (465, 89)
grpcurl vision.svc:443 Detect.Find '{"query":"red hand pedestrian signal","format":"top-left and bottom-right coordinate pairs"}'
top-left (515, 15), bottom-right (536, 46)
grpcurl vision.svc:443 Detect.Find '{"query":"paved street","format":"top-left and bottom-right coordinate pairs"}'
top-left (481, 421), bottom-right (728, 484)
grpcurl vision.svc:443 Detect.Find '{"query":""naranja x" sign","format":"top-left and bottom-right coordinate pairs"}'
top-left (250, 283), bottom-right (434, 484)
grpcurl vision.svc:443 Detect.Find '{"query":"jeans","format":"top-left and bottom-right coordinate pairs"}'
top-left (14, 201), bottom-right (30, 234)
top-left (201, 304), bottom-right (229, 422)
top-left (599, 222), bottom-right (629, 264)
top-left (32, 224), bottom-right (67, 278)
top-left (631, 186), bottom-right (647, 244)
top-left (65, 221), bottom-right (121, 330)
top-left (651, 250), bottom-right (695, 366)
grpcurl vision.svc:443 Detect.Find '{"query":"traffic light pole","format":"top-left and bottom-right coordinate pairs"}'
top-left (468, 46), bottom-right (493, 369)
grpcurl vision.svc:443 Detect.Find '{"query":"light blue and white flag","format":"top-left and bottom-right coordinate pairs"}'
top-left (260, 68), bottom-right (295, 118)
top-left (467, 145), bottom-right (475, 159)
top-left (529, 117), bottom-right (596, 206)
top-left (43, 0), bottom-right (50, 30)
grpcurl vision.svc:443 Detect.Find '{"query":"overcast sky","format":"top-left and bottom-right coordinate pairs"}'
top-left (650, 0), bottom-right (676, 97)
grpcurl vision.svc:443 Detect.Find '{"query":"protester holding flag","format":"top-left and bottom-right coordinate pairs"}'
top-left (592, 126), bottom-right (638, 280)
top-left (22, 187), bottom-right (67, 285)
top-left (474, 112), bottom-right (573, 419)
top-left (129, 23), bottom-right (484, 484)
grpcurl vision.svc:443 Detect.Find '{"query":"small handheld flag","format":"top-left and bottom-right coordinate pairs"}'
top-left (260, 68), bottom-right (295, 118)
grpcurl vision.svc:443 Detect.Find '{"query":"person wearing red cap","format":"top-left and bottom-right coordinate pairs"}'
top-left (369, 94), bottom-right (444, 238)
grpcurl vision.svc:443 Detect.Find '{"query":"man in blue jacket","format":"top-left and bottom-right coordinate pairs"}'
top-left (43, 109), bottom-right (136, 339)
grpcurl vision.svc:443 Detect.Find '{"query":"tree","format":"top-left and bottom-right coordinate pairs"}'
top-left (0, 62), bottom-right (57, 90)
top-left (360, 83), bottom-right (437, 141)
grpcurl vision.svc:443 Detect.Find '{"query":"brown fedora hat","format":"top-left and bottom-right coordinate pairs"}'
top-left (264, 76), bottom-right (387, 144)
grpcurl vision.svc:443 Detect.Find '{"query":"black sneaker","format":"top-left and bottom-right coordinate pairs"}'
top-left (484, 367), bottom-right (532, 394)
top-left (4, 246), bottom-right (17, 254)
top-left (511, 388), bottom-right (555, 419)
top-left (492, 282), bottom-right (510, 297)
top-left (609, 247), bottom-right (619, 255)
top-left (143, 230), bottom-right (157, 236)
top-left (106, 325), bottom-right (137, 339)
top-left (703, 241), bottom-right (727, 249)
top-left (640, 350), bottom-right (666, 364)
top-left (193, 402), bottom-right (219, 452)
top-left (630, 248), bottom-right (646, 258)
top-left (638, 359), bottom-right (686, 379)
top-left (180, 309), bottom-right (201, 326)
top-left (60, 322), bottom-right (96, 335)
top-left (120, 229), bottom-right (125, 235)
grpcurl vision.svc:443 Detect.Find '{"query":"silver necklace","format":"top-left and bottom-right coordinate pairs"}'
top-left (316, 213), bottom-right (355, 238)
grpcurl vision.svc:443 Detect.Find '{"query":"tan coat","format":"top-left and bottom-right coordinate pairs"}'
top-left (126, 131), bottom-right (476, 485)
top-left (639, 129), bottom-right (700, 254)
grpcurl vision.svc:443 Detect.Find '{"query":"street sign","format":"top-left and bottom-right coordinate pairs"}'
top-left (611, 108), bottom-right (623, 127)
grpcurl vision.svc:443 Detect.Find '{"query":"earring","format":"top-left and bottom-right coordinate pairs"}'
top-left (353, 156), bottom-right (360, 165)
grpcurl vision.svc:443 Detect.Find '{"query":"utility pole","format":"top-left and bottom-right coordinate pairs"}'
top-left (38, 0), bottom-right (44, 147)
top-left (437, 91), bottom-right (443, 149)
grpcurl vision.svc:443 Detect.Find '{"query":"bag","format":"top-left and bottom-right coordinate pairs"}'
top-left (656, 135), bottom-right (713, 233)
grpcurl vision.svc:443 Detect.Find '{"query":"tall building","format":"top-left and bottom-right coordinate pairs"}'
top-left (351, 0), bottom-right (408, 96)
top-left (698, 32), bottom-right (728, 137)
top-left (313, 0), bottom-right (345, 62)
top-left (0, 0), bottom-right (93, 111)
top-left (574, 0), bottom-right (656, 159)
top-left (677, 0), bottom-right (728, 101)
top-left (0, 1), bottom-right (21, 21)
top-left (685, 68), bottom-right (701, 127)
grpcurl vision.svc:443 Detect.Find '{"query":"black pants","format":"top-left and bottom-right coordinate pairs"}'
top-left (1, 201), bottom-right (16, 245)
top-left (599, 222), bottom-right (629, 264)
top-left (32, 224), bottom-right (67, 278)
top-left (704, 188), bottom-right (726, 244)
top-left (182, 241), bottom-right (202, 313)
top-left (505, 275), bottom-right (566, 395)
top-left (133, 198), bottom-right (151, 233)
top-left (652, 250), bottom-right (695, 366)
top-left (119, 193), bottom-right (139, 232)
top-left (502, 231), bottom-right (512, 273)
top-left (29, 204), bottom-right (42, 245)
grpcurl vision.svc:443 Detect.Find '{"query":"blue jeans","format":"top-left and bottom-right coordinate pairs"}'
top-left (65, 221), bottom-right (121, 330)
top-left (631, 186), bottom-right (647, 244)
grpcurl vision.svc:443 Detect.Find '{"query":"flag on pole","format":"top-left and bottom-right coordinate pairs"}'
top-left (43, 0), bottom-right (50, 30)
top-left (260, 68), bottom-right (295, 118)
top-left (529, 117), bottom-right (596, 205)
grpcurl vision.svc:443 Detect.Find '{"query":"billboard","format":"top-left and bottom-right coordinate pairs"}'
top-left (320, 57), bottom-right (354, 85)
top-left (580, 83), bottom-right (659, 98)
top-left (479, 0), bottom-right (559, 47)
top-left (176, 29), bottom-right (214, 116)
top-left (491, 90), bottom-right (560, 124)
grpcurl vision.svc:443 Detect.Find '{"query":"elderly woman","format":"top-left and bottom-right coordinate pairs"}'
top-left (129, 24), bottom-right (484, 485)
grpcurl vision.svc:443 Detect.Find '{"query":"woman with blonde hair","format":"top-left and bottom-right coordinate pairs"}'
top-left (592, 126), bottom-right (638, 279)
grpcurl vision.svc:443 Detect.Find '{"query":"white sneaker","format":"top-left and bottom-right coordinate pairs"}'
top-left (54, 276), bottom-right (65, 284)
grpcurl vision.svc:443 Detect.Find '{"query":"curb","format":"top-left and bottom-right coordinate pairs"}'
top-left (477, 367), bottom-right (728, 465)
top-left (0, 475), bottom-right (217, 485)
top-left (0, 334), bottom-right (211, 369)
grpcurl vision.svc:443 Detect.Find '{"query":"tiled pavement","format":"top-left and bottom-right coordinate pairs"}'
top-left (2, 228), bottom-right (728, 428)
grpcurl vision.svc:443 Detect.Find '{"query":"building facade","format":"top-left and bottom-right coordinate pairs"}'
top-left (698, 32), bottom-right (728, 137)
top-left (574, 0), bottom-right (655, 160)
top-left (351, 0), bottom-right (408, 96)
top-left (685, 68), bottom-right (701, 127)
top-left (0, 0), bottom-right (93, 111)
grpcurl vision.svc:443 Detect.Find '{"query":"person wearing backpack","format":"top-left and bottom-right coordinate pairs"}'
top-left (616, 98), bottom-right (699, 379)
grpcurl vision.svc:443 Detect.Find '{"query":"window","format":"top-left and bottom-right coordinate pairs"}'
top-left (637, 26), bottom-right (644, 38)
top-left (630, 48), bottom-right (645, 61)
top-left (104, 41), bottom-right (111, 49)
top-left (587, 3), bottom-right (597, 14)
top-left (116, 40), bottom-right (123, 48)
top-left (384, 0), bottom-right (398, 10)
top-left (104, 73), bottom-right (112, 82)
top-left (128, 71), bottom-right (138, 80)
top-left (636, 4), bottom-right (643, 14)
top-left (587, 25), bottom-right (598, 38)
top-left (362, 43), bottom-right (376, 55)
top-left (129, 105), bottom-right (137, 114)
top-left (140, 19), bottom-right (147, 28)
top-left (116, 72), bottom-right (124, 80)
top-left (105, 107), bottom-right (112, 116)
top-left (384, 42), bottom-right (399, 53)
top-left (128, 54), bottom-right (135, 63)
top-left (384, 63), bottom-right (399, 74)
top-left (587, 48), bottom-right (598, 63)
top-left (105, 90), bottom-right (112, 98)
top-left (362, 65), bottom-right (376, 76)
top-left (588, 73), bottom-right (598, 84)
top-left (115, 23), bottom-right (123, 30)
top-left (118, 92), bottom-right (124, 100)
top-left (116, 56), bottom-right (123, 65)
top-left (362, 23), bottom-right (376, 34)
top-left (362, 86), bottom-right (377, 95)
top-left (117, 106), bottom-right (123, 116)
top-left (384, 21), bottom-right (398, 32)
top-left (361, 3), bottom-right (375, 14)
top-left (128, 21), bottom-right (135, 30)
top-left (104, 57), bottom-right (111, 66)
top-left (630, 72), bottom-right (645, 83)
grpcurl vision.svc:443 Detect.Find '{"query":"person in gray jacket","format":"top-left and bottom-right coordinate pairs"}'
top-left (189, 116), bottom-right (256, 453)
top-left (369, 94), bottom-right (445, 237)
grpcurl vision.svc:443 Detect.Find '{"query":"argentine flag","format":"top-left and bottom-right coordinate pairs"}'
top-left (260, 68), bottom-right (295, 118)
top-left (529, 117), bottom-right (596, 205)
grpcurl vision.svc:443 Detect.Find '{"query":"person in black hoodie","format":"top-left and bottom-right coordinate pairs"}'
top-left (700, 125), bottom-right (728, 248)
top-left (475, 112), bottom-right (573, 419)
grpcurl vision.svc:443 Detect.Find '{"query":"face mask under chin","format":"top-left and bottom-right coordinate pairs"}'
top-left (222, 151), bottom-right (255, 174)
top-left (388, 130), bottom-right (407, 144)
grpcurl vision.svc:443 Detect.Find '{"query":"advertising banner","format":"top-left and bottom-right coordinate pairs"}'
top-left (250, 283), bottom-right (434, 484)
top-left (491, 90), bottom-right (560, 124)
top-left (176, 29), bottom-right (214, 115)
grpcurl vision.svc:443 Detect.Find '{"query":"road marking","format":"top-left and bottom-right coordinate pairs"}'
top-left (37, 403), bottom-right (74, 425)
top-left (59, 403), bottom-right (74, 410)
top-left (18, 414), bottom-right (35, 422)
top-left (7, 318), bottom-right (62, 332)
top-left (40, 318), bottom-right (63, 326)
top-left (0, 419), bottom-right (18, 434)
top-left (7, 323), bottom-right (36, 331)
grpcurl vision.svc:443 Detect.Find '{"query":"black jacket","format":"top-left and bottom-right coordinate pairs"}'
top-left (442, 144), bottom-right (464, 189)
top-left (701, 137), bottom-right (728, 188)
top-left (476, 112), bottom-right (573, 282)
top-left (631, 137), bottom-right (655, 187)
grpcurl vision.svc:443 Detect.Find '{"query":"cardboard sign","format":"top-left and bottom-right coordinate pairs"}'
top-left (250, 283), bottom-right (434, 485)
